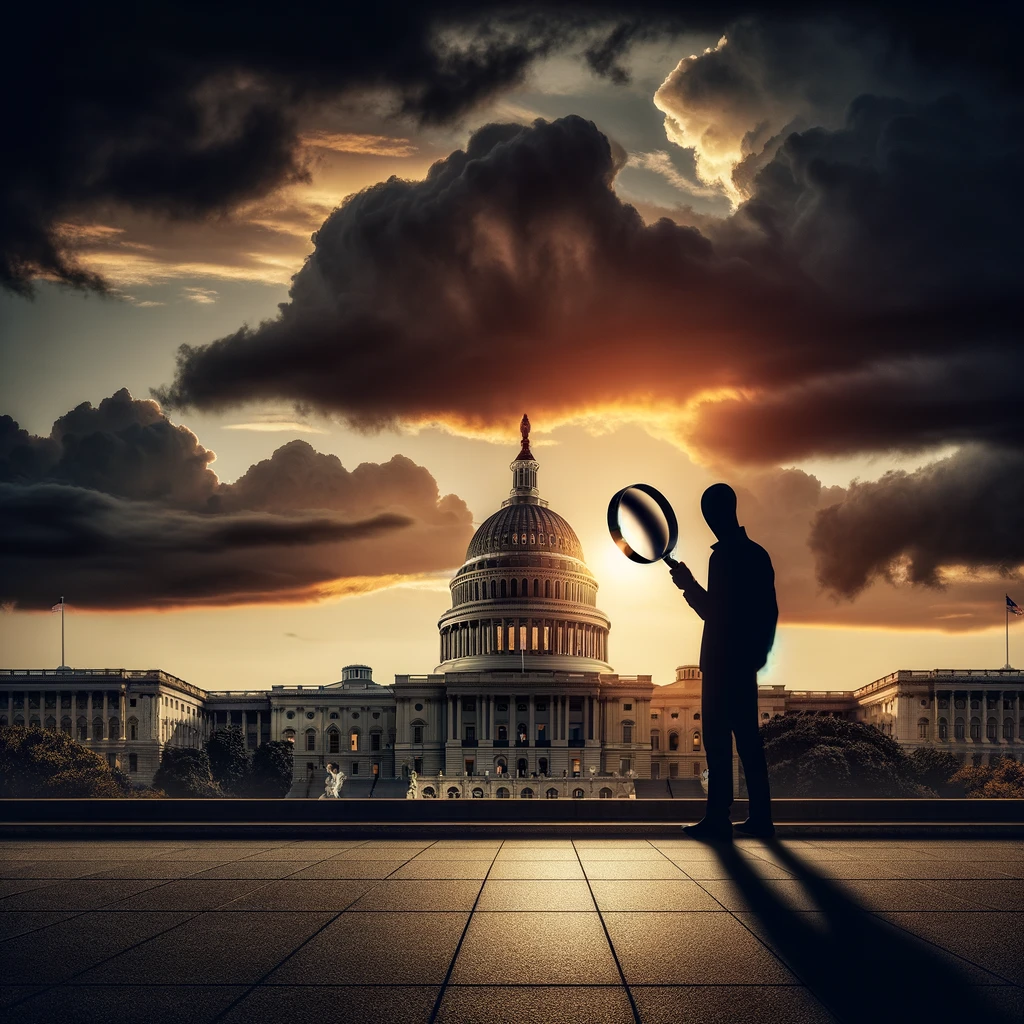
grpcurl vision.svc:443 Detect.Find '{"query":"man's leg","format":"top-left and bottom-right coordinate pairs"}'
top-left (730, 673), bottom-right (772, 826)
top-left (701, 674), bottom-right (734, 821)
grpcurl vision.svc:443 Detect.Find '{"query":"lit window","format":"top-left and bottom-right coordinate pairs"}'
top-left (350, 731), bottom-right (359, 751)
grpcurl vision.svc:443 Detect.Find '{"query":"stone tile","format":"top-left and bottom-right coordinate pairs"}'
top-left (0, 879), bottom-right (165, 912)
top-left (225, 879), bottom-right (375, 911)
top-left (581, 861), bottom-right (688, 881)
top-left (391, 860), bottom-right (495, 880)
top-left (348, 880), bottom-right (482, 912)
top-left (921, 880), bottom-right (1024, 911)
top-left (696, 879), bottom-right (822, 912)
top-left (0, 861), bottom-right (117, 879)
top-left (604, 912), bottom-right (797, 985)
top-left (888, 860), bottom-right (1019, 880)
top-left (491, 848), bottom-right (580, 861)
top-left (0, 987), bottom-right (44, 1010)
top-left (220, 985), bottom-right (439, 1024)
top-left (152, 848), bottom-right (258, 860)
top-left (0, 911), bottom-right (194, 983)
top-left (830, 879), bottom-right (977, 912)
top-left (487, 860), bottom-right (585, 880)
top-left (11, 985), bottom-right (246, 1023)
top-left (0, 879), bottom-right (48, 897)
top-left (877, 911), bottom-right (1024, 985)
top-left (86, 861), bottom-right (220, 879)
top-left (287, 860), bottom-right (409, 879)
top-left (80, 911), bottom-right (333, 985)
top-left (589, 880), bottom-right (724, 913)
top-left (573, 840), bottom-right (654, 848)
top-left (501, 840), bottom-right (576, 848)
top-left (0, 910), bottom-right (80, 940)
top-left (790, 859), bottom-right (921, 880)
top-left (110, 879), bottom-right (268, 911)
top-left (266, 912), bottom-right (467, 984)
top-left (632, 985), bottom-right (838, 1023)
top-left (189, 861), bottom-right (317, 879)
top-left (670, 860), bottom-right (794, 880)
top-left (476, 880), bottom-right (595, 912)
top-left (328, 848), bottom-right (428, 860)
top-left (431, 840), bottom-right (502, 851)
top-left (451, 912), bottom-right (619, 985)
top-left (437, 985), bottom-right (633, 1023)
top-left (573, 848), bottom-right (671, 861)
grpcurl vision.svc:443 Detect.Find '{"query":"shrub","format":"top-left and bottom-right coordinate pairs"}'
top-left (206, 729), bottom-right (252, 795)
top-left (761, 716), bottom-right (931, 797)
top-left (153, 747), bottom-right (221, 798)
top-left (908, 747), bottom-right (963, 795)
top-left (950, 757), bottom-right (1024, 798)
top-left (0, 726), bottom-right (126, 798)
top-left (245, 741), bottom-right (294, 798)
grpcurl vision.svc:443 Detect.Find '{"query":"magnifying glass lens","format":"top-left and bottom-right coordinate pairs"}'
top-left (618, 488), bottom-right (671, 562)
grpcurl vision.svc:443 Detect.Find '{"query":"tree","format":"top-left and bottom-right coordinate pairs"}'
top-left (761, 715), bottom-right (931, 798)
top-left (0, 725), bottom-right (126, 798)
top-left (153, 747), bottom-right (221, 798)
top-left (206, 729), bottom-right (251, 795)
top-left (950, 757), bottom-right (1024, 798)
top-left (245, 741), bottom-right (294, 797)
top-left (908, 747), bottom-right (963, 796)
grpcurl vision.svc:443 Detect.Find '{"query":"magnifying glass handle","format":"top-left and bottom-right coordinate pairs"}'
top-left (663, 554), bottom-right (678, 568)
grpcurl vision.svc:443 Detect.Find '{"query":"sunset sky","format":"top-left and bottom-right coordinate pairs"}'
top-left (2, 2), bottom-right (1021, 691)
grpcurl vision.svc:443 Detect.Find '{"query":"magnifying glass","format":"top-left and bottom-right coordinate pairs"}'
top-left (607, 484), bottom-right (679, 568)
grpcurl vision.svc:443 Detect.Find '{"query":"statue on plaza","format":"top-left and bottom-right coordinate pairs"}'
top-left (318, 762), bottom-right (344, 799)
top-left (406, 770), bottom-right (419, 799)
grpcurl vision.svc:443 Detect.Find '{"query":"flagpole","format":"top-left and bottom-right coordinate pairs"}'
top-left (61, 596), bottom-right (65, 669)
top-left (1007, 595), bottom-right (1011, 670)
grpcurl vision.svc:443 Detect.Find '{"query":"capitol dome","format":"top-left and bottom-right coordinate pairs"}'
top-left (437, 415), bottom-right (612, 674)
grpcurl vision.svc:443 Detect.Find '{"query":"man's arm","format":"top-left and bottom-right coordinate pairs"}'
top-left (670, 559), bottom-right (713, 620)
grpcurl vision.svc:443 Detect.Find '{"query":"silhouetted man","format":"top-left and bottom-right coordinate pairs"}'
top-left (670, 483), bottom-right (777, 840)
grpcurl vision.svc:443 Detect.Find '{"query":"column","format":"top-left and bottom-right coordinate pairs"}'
top-left (528, 695), bottom-right (535, 742)
top-left (485, 695), bottom-right (491, 740)
top-left (86, 692), bottom-right (93, 742)
top-left (119, 692), bottom-right (126, 739)
top-left (456, 696), bottom-right (463, 739)
top-left (100, 692), bottom-right (108, 739)
top-left (257, 711), bottom-right (263, 747)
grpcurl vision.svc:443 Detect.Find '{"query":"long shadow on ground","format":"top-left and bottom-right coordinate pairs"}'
top-left (712, 839), bottom-right (1017, 1024)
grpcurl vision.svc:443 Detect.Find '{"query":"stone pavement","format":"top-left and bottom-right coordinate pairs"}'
top-left (1, 835), bottom-right (1022, 1023)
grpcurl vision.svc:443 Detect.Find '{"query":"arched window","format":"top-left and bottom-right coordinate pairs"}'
top-left (491, 580), bottom-right (497, 598)
top-left (599, 787), bottom-right (613, 799)
top-left (350, 730), bottom-right (359, 751)
top-left (692, 731), bottom-right (701, 751)
top-left (305, 728), bottom-right (317, 751)
top-left (572, 788), bottom-right (585, 799)
top-left (533, 579), bottom-right (539, 596)
top-left (283, 729), bottom-right (296, 743)
top-left (447, 787), bottom-right (460, 799)
top-left (538, 757), bottom-right (548, 775)
top-left (669, 732), bottom-right (679, 751)
top-left (498, 725), bottom-right (507, 740)
top-left (496, 787), bottom-right (510, 799)
top-left (61, 716), bottom-right (72, 734)
top-left (918, 718), bottom-right (929, 739)
top-left (546, 787), bottom-right (559, 799)
top-left (1004, 718), bottom-right (1014, 742)
top-left (544, 580), bottom-right (551, 598)
top-left (92, 717), bottom-right (104, 740)
top-left (693, 712), bottom-right (701, 721)
top-left (954, 718), bottom-right (965, 740)
top-left (495, 757), bottom-right (507, 774)
top-left (328, 730), bottom-right (340, 754)
top-left (970, 717), bottom-right (981, 741)
top-left (622, 721), bottom-right (633, 743)
top-left (938, 718), bottom-right (948, 740)
top-left (471, 787), bottom-right (484, 798)
top-left (108, 717), bottom-right (119, 739)
top-left (520, 788), bottom-right (534, 798)
top-left (987, 718), bottom-right (998, 741)
top-left (651, 730), bottom-right (660, 751)
top-left (554, 581), bottom-right (561, 599)
top-left (128, 753), bottom-right (138, 773)
top-left (500, 579), bottom-right (507, 598)
top-left (521, 578), bottom-right (528, 596)
top-left (422, 786), bottom-right (436, 799)
top-left (517, 757), bottom-right (528, 776)
top-left (44, 716), bottom-right (56, 731)
top-left (510, 578), bottom-right (518, 597)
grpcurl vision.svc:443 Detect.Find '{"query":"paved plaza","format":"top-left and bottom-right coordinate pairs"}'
top-left (1, 834), bottom-right (1022, 1023)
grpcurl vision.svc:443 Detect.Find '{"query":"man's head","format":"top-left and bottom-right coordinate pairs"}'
top-left (700, 483), bottom-right (739, 540)
top-left (327, 762), bottom-right (339, 772)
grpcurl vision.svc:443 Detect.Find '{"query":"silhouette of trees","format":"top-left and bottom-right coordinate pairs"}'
top-left (0, 725), bottom-right (129, 798)
top-left (153, 747), bottom-right (221, 798)
top-left (206, 729), bottom-right (251, 795)
top-left (908, 747), bottom-right (963, 795)
top-left (950, 756), bottom-right (1024, 798)
top-left (245, 741), bottom-right (294, 797)
top-left (761, 716), bottom-right (931, 797)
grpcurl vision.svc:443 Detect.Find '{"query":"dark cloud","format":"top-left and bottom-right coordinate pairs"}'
top-left (809, 446), bottom-right (1024, 598)
top-left (0, 391), bottom-right (473, 610)
top-left (6, 2), bottom-right (1016, 295)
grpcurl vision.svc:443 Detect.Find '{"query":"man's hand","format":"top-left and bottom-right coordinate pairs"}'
top-left (669, 561), bottom-right (695, 590)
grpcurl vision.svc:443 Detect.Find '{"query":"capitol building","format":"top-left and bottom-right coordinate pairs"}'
top-left (2, 416), bottom-right (1023, 795)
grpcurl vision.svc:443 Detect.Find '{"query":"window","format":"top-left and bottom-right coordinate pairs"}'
top-left (669, 763), bottom-right (678, 778)
top-left (521, 788), bottom-right (534, 798)
top-left (129, 753), bottom-right (138, 773)
top-left (352, 762), bottom-right (360, 774)
top-left (693, 712), bottom-right (701, 721)
top-left (693, 762), bottom-right (701, 776)
top-left (371, 733), bottom-right (381, 751)
top-left (669, 732), bottom-right (679, 751)
top-left (414, 757), bottom-right (423, 773)
top-left (571, 757), bottom-right (581, 776)
top-left (1004, 718), bottom-right (1015, 742)
top-left (651, 731), bottom-right (660, 750)
top-left (129, 698), bottom-right (137, 708)
top-left (305, 729), bottom-right (316, 751)
top-left (619, 758), bottom-right (631, 774)
top-left (938, 718), bottom-right (948, 740)
top-left (283, 729), bottom-right (296, 743)
top-left (954, 718), bottom-right (965, 740)
top-left (987, 718), bottom-right (997, 741)
top-left (918, 718), bottom-right (929, 739)
top-left (472, 787), bottom-right (484, 798)
top-left (464, 725), bottom-right (475, 741)
top-left (92, 717), bottom-right (104, 740)
top-left (623, 703), bottom-right (632, 711)
top-left (497, 725), bottom-right (507, 740)
top-left (692, 731), bottom-right (701, 751)
top-left (970, 718), bottom-right (981, 741)
top-left (622, 723), bottom-right (633, 743)
top-left (413, 725), bottom-right (424, 744)
top-left (496, 787), bottom-right (510, 799)
top-left (328, 730), bottom-right (340, 754)
top-left (651, 763), bottom-right (660, 779)
top-left (572, 788), bottom-right (585, 798)
top-left (538, 757), bottom-right (548, 775)
top-left (350, 731), bottom-right (359, 751)
top-left (546, 788), bottom-right (559, 799)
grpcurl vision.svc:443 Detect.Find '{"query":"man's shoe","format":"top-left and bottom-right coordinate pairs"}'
top-left (682, 817), bottom-right (733, 842)
top-left (733, 818), bottom-right (775, 839)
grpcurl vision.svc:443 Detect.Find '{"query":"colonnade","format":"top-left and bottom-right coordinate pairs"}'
top-left (0, 688), bottom-right (127, 740)
top-left (927, 689), bottom-right (1023, 744)
top-left (443, 693), bottom-right (597, 744)
top-left (440, 619), bottom-right (607, 662)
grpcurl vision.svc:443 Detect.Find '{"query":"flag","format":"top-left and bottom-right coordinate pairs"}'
top-left (51, 600), bottom-right (65, 613)
top-left (1008, 595), bottom-right (1024, 617)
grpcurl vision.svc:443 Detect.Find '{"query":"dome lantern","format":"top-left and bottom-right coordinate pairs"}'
top-left (509, 412), bottom-right (540, 502)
